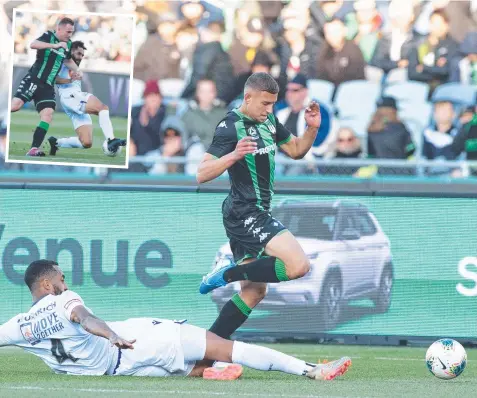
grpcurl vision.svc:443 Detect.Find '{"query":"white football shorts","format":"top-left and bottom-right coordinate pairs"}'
top-left (106, 318), bottom-right (207, 377)
top-left (60, 91), bottom-right (93, 130)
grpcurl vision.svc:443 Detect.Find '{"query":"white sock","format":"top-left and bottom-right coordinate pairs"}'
top-left (57, 137), bottom-right (83, 148)
top-left (99, 109), bottom-right (114, 140)
top-left (231, 341), bottom-right (314, 376)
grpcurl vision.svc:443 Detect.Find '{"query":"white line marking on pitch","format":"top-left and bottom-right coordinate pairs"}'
top-left (1, 386), bottom-right (365, 398)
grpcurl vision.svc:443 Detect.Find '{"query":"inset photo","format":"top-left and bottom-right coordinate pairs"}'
top-left (6, 8), bottom-right (135, 168)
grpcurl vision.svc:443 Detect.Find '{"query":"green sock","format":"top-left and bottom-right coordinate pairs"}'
top-left (224, 257), bottom-right (290, 283)
top-left (31, 121), bottom-right (49, 148)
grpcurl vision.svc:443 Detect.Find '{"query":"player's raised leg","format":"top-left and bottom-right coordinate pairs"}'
top-left (201, 231), bottom-right (309, 294)
top-left (85, 95), bottom-right (126, 152)
top-left (184, 326), bottom-right (351, 381)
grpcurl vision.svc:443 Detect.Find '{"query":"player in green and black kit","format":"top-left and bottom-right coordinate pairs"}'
top-left (11, 17), bottom-right (79, 156)
top-left (197, 72), bottom-right (322, 340)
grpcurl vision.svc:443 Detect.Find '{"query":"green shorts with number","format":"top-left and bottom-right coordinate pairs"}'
top-left (14, 73), bottom-right (56, 112)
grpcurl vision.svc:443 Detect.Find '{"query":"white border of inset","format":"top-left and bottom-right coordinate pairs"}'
top-left (5, 7), bottom-right (136, 170)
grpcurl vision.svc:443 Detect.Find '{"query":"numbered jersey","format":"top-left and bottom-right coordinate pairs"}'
top-left (0, 291), bottom-right (116, 375)
top-left (56, 63), bottom-right (82, 98)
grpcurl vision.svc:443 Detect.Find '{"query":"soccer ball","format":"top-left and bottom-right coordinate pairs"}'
top-left (426, 338), bottom-right (467, 379)
top-left (102, 140), bottom-right (122, 157)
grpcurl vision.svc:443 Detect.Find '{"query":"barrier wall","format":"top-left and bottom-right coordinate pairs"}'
top-left (0, 186), bottom-right (476, 344)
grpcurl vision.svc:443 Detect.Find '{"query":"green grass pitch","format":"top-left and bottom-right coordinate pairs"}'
top-left (7, 109), bottom-right (128, 167)
top-left (0, 344), bottom-right (475, 398)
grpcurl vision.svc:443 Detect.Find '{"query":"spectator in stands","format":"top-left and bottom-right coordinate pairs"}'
top-left (422, 100), bottom-right (461, 175)
top-left (175, 24), bottom-right (199, 80)
top-left (321, 127), bottom-right (363, 175)
top-left (130, 80), bottom-right (170, 156)
top-left (134, 12), bottom-right (181, 82)
top-left (414, 0), bottom-right (477, 44)
top-left (232, 51), bottom-right (275, 102)
top-left (276, 6), bottom-right (320, 80)
top-left (228, 16), bottom-right (268, 77)
top-left (459, 106), bottom-right (476, 125)
top-left (181, 79), bottom-right (226, 148)
top-left (451, 99), bottom-right (477, 176)
top-left (364, 97), bottom-right (416, 176)
top-left (178, 0), bottom-right (206, 28)
top-left (149, 116), bottom-right (187, 175)
top-left (346, 0), bottom-right (383, 63)
top-left (408, 10), bottom-right (459, 93)
top-left (370, 0), bottom-right (419, 75)
top-left (258, 0), bottom-right (285, 27)
top-left (449, 31), bottom-right (477, 84)
top-left (306, 0), bottom-right (353, 50)
top-left (316, 18), bottom-right (366, 86)
top-left (181, 21), bottom-right (235, 104)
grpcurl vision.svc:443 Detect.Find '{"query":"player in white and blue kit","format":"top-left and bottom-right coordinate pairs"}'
top-left (0, 260), bottom-right (351, 380)
top-left (48, 41), bottom-right (126, 156)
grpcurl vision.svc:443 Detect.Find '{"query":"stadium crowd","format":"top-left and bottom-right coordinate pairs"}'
top-left (1, 0), bottom-right (477, 178)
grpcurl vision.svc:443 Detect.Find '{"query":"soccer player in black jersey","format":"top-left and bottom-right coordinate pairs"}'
top-left (197, 72), bottom-right (322, 340)
top-left (10, 17), bottom-right (79, 156)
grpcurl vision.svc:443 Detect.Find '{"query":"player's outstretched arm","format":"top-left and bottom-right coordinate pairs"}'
top-left (70, 305), bottom-right (135, 349)
top-left (280, 101), bottom-right (321, 160)
top-left (30, 40), bottom-right (66, 50)
top-left (196, 137), bottom-right (258, 184)
top-left (63, 58), bottom-right (79, 72)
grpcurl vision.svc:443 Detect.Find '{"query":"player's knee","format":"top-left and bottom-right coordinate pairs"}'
top-left (80, 137), bottom-right (92, 148)
top-left (100, 104), bottom-right (109, 112)
top-left (287, 258), bottom-right (310, 280)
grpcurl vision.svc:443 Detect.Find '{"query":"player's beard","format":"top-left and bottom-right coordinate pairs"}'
top-left (52, 285), bottom-right (64, 296)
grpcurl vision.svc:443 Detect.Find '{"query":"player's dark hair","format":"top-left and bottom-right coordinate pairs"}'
top-left (244, 72), bottom-right (279, 95)
top-left (24, 260), bottom-right (59, 291)
top-left (72, 40), bottom-right (87, 51)
top-left (58, 17), bottom-right (75, 27)
top-left (430, 9), bottom-right (449, 24)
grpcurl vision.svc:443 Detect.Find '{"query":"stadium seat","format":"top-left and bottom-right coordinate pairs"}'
top-left (307, 79), bottom-right (335, 108)
top-left (431, 83), bottom-right (476, 106)
top-left (159, 78), bottom-right (186, 99)
top-left (131, 78), bottom-right (145, 107)
top-left (334, 80), bottom-right (381, 136)
top-left (365, 65), bottom-right (384, 84)
top-left (383, 81), bottom-right (430, 106)
top-left (384, 68), bottom-right (408, 86)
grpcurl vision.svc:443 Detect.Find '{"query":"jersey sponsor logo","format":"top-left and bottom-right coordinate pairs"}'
top-left (218, 121), bottom-right (227, 128)
top-left (248, 126), bottom-right (259, 140)
top-left (19, 302), bottom-right (57, 322)
top-left (50, 49), bottom-right (67, 58)
top-left (20, 312), bottom-right (65, 345)
top-left (20, 322), bottom-right (40, 345)
top-left (253, 143), bottom-right (277, 156)
top-left (264, 119), bottom-right (276, 134)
